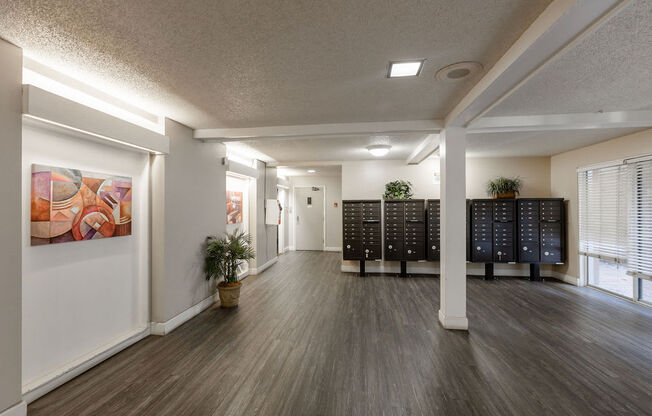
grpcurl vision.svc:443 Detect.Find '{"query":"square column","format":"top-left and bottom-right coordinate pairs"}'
top-left (439, 127), bottom-right (468, 330)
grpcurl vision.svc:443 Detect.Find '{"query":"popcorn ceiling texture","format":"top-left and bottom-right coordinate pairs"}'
top-left (0, 0), bottom-right (550, 129)
top-left (488, 0), bottom-right (652, 117)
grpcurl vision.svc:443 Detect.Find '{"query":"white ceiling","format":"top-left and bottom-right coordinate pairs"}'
top-left (277, 165), bottom-right (342, 177)
top-left (466, 127), bottom-right (646, 157)
top-left (487, 0), bottom-right (652, 117)
top-left (232, 134), bottom-right (427, 163)
top-left (0, 0), bottom-right (550, 129)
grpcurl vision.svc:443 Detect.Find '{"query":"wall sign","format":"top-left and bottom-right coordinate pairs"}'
top-left (31, 164), bottom-right (132, 245)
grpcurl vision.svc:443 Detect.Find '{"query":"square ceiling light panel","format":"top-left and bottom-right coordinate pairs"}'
top-left (387, 60), bottom-right (425, 78)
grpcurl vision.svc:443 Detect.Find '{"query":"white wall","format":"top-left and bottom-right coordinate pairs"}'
top-left (550, 128), bottom-right (652, 280)
top-left (21, 121), bottom-right (150, 392)
top-left (289, 175), bottom-right (342, 250)
top-left (0, 37), bottom-right (23, 415)
top-left (341, 157), bottom-right (552, 276)
top-left (151, 119), bottom-right (227, 324)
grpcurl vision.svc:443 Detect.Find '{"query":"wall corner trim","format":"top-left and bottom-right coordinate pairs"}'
top-left (249, 257), bottom-right (278, 275)
top-left (150, 294), bottom-right (218, 336)
top-left (324, 247), bottom-right (342, 252)
top-left (22, 327), bottom-right (150, 404)
top-left (0, 401), bottom-right (26, 416)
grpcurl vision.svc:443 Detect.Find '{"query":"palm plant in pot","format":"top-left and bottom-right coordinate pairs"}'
top-left (203, 229), bottom-right (255, 308)
top-left (487, 176), bottom-right (522, 199)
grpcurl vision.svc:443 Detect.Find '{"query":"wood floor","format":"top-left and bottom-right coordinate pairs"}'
top-left (29, 252), bottom-right (652, 416)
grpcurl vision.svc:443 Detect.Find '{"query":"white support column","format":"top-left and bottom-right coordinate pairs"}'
top-left (439, 127), bottom-right (468, 330)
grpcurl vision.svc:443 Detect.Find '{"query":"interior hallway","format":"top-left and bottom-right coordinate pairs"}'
top-left (28, 252), bottom-right (652, 416)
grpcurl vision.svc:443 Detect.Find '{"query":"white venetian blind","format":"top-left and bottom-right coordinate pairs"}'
top-left (627, 159), bottom-right (652, 281)
top-left (578, 165), bottom-right (629, 262)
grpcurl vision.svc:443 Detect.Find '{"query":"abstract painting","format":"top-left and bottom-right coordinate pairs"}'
top-left (31, 164), bottom-right (132, 245)
top-left (226, 190), bottom-right (243, 224)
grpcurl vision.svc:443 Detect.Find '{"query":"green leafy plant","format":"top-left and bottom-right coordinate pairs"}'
top-left (204, 230), bottom-right (255, 286)
top-left (383, 180), bottom-right (414, 200)
top-left (487, 176), bottom-right (522, 197)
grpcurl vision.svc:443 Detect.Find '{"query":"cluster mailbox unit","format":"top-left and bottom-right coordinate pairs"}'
top-left (343, 197), bottom-right (565, 280)
top-left (342, 200), bottom-right (382, 276)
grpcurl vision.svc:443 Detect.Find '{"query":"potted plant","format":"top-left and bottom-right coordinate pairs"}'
top-left (487, 176), bottom-right (522, 199)
top-left (203, 230), bottom-right (255, 308)
top-left (383, 180), bottom-right (414, 200)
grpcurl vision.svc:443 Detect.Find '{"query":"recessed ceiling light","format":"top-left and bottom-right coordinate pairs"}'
top-left (435, 61), bottom-right (483, 82)
top-left (387, 60), bottom-right (425, 78)
top-left (307, 169), bottom-right (316, 173)
top-left (367, 144), bottom-right (392, 157)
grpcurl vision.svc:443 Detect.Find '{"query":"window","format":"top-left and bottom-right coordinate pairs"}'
top-left (579, 157), bottom-right (652, 304)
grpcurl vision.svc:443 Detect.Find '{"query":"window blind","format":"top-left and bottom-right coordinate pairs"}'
top-left (627, 159), bottom-right (652, 281)
top-left (578, 165), bottom-right (629, 262)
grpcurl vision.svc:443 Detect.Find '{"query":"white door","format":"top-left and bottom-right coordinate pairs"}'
top-left (295, 187), bottom-right (324, 251)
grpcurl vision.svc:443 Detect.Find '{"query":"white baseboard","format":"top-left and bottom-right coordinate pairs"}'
top-left (324, 247), bottom-right (342, 252)
top-left (438, 310), bottom-right (468, 330)
top-left (0, 401), bottom-right (26, 416)
top-left (22, 326), bottom-right (150, 404)
top-left (289, 245), bottom-right (296, 251)
top-left (238, 269), bottom-right (250, 280)
top-left (151, 293), bottom-right (218, 336)
top-left (551, 271), bottom-right (581, 286)
top-left (250, 256), bottom-right (278, 275)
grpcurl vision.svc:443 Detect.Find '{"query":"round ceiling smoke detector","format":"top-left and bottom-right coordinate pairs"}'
top-left (435, 61), bottom-right (483, 82)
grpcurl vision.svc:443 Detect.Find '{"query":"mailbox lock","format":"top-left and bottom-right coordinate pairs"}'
top-left (476, 246), bottom-right (481, 251)
top-left (544, 251), bottom-right (549, 256)
top-left (388, 245), bottom-right (393, 249)
top-left (365, 249), bottom-right (369, 253)
top-left (346, 245), bottom-right (351, 249)
top-left (497, 251), bottom-right (502, 256)
top-left (407, 249), bottom-right (412, 254)
top-left (523, 246), bottom-right (528, 251)
top-left (432, 245), bottom-right (436, 250)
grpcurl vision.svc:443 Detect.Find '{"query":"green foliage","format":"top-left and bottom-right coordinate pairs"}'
top-left (487, 176), bottom-right (522, 197)
top-left (383, 180), bottom-right (414, 200)
top-left (203, 229), bottom-right (255, 284)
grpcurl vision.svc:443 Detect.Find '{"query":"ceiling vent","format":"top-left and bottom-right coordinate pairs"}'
top-left (435, 61), bottom-right (483, 82)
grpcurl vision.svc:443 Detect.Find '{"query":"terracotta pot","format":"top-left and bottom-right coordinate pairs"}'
top-left (217, 282), bottom-right (241, 307)
top-left (493, 191), bottom-right (516, 199)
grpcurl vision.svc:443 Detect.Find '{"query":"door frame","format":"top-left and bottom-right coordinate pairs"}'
top-left (292, 185), bottom-right (326, 251)
top-left (277, 184), bottom-right (289, 254)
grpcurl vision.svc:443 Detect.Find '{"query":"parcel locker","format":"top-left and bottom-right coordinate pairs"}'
top-left (427, 199), bottom-right (440, 261)
top-left (471, 200), bottom-right (493, 262)
top-left (492, 200), bottom-right (516, 263)
top-left (342, 200), bottom-right (381, 261)
top-left (517, 199), bottom-right (540, 263)
top-left (540, 198), bottom-right (565, 264)
top-left (384, 199), bottom-right (426, 261)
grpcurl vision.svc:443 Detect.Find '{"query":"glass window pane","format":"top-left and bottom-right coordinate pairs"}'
top-left (640, 279), bottom-right (652, 304)
top-left (587, 257), bottom-right (633, 298)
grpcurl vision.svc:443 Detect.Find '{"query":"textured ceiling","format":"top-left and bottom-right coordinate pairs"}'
top-left (232, 133), bottom-right (428, 163)
top-left (466, 128), bottom-right (646, 157)
top-left (0, 0), bottom-right (550, 129)
top-left (487, 0), bottom-right (652, 116)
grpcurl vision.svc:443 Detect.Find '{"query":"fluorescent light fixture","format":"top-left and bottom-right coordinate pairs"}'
top-left (367, 144), bottom-right (392, 157)
top-left (307, 169), bottom-right (317, 173)
top-left (388, 60), bottom-right (425, 78)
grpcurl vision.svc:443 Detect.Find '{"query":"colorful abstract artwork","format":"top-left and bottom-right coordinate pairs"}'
top-left (31, 164), bottom-right (132, 245)
top-left (226, 191), bottom-right (243, 224)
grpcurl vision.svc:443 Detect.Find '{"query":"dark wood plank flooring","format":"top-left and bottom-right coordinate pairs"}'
top-left (29, 252), bottom-right (652, 416)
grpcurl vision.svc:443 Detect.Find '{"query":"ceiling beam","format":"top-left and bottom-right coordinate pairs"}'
top-left (445, 0), bottom-right (630, 128)
top-left (406, 134), bottom-right (440, 165)
top-left (194, 120), bottom-right (443, 142)
top-left (469, 111), bottom-right (652, 134)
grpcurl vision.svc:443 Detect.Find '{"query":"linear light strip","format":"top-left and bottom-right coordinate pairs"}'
top-left (23, 114), bottom-right (163, 155)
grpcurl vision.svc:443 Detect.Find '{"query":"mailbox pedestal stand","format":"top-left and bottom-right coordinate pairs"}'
top-left (484, 263), bottom-right (495, 280)
top-left (359, 260), bottom-right (366, 277)
top-left (529, 263), bottom-right (541, 281)
top-left (399, 261), bottom-right (407, 278)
